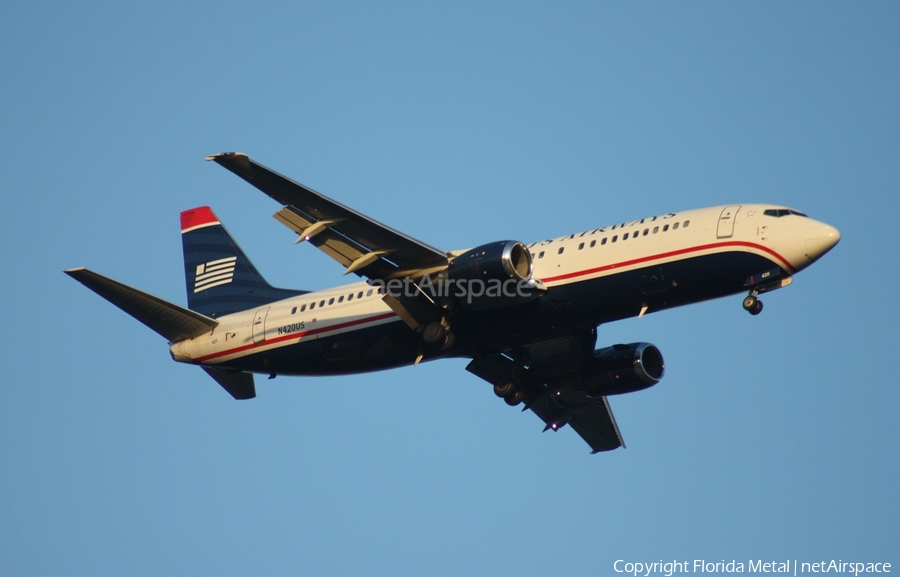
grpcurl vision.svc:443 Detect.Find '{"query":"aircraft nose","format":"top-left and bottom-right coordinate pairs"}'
top-left (805, 219), bottom-right (841, 261)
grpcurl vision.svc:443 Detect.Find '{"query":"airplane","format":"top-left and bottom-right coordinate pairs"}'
top-left (66, 152), bottom-right (841, 453)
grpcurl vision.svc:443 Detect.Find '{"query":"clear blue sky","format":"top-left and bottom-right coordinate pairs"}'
top-left (2, 2), bottom-right (897, 575)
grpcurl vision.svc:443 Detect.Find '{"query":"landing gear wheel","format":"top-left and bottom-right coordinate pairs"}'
top-left (422, 321), bottom-right (447, 344)
top-left (504, 390), bottom-right (525, 406)
top-left (439, 331), bottom-right (456, 351)
top-left (494, 378), bottom-right (516, 398)
top-left (742, 295), bottom-right (763, 315)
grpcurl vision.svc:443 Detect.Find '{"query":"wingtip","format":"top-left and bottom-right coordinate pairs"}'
top-left (204, 152), bottom-right (248, 161)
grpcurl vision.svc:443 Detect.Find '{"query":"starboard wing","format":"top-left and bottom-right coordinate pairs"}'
top-left (466, 336), bottom-right (625, 453)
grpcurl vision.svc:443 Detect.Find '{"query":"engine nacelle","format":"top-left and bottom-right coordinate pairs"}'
top-left (578, 343), bottom-right (665, 397)
top-left (444, 240), bottom-right (540, 310)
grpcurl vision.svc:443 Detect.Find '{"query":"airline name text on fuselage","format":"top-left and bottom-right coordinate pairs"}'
top-left (528, 212), bottom-right (679, 247)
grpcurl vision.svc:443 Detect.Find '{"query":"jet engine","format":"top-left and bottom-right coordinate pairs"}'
top-left (443, 240), bottom-right (541, 310)
top-left (578, 343), bottom-right (665, 397)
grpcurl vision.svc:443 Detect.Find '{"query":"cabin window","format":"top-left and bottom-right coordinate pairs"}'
top-left (538, 251), bottom-right (545, 259)
top-left (301, 304), bottom-right (307, 312)
top-left (653, 226), bottom-right (659, 234)
top-left (643, 229), bottom-right (649, 236)
top-left (684, 220), bottom-right (690, 228)
top-left (367, 289), bottom-right (373, 297)
top-left (601, 238), bottom-right (607, 245)
top-left (328, 298), bottom-right (335, 305)
top-left (358, 291), bottom-right (364, 299)
top-left (663, 224), bottom-right (669, 232)
top-left (291, 307), bottom-right (297, 314)
top-left (623, 233), bottom-right (629, 240)
top-left (348, 293), bottom-right (354, 301)
top-left (590, 240), bottom-right (596, 248)
top-left (310, 302), bottom-right (316, 310)
top-left (319, 300), bottom-right (325, 307)
top-left (612, 235), bottom-right (618, 243)
top-left (558, 247), bottom-right (565, 255)
top-left (673, 222), bottom-right (680, 230)
top-left (578, 242), bottom-right (584, 250)
top-left (338, 296), bottom-right (344, 303)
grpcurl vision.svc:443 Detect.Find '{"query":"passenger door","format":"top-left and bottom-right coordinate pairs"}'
top-left (252, 306), bottom-right (269, 343)
top-left (717, 206), bottom-right (741, 238)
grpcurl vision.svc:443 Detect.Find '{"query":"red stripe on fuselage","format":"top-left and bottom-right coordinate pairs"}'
top-left (196, 241), bottom-right (792, 364)
top-left (540, 241), bottom-right (795, 284)
top-left (196, 312), bottom-right (398, 363)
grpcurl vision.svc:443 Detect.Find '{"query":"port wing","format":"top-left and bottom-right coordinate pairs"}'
top-left (206, 153), bottom-right (449, 280)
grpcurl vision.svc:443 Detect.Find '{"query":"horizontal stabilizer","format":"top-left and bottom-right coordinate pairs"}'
top-left (202, 367), bottom-right (256, 400)
top-left (65, 268), bottom-right (218, 342)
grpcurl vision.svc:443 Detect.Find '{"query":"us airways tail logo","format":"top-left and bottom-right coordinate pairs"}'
top-left (194, 257), bottom-right (237, 293)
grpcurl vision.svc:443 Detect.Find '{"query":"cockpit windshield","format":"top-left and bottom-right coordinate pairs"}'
top-left (764, 208), bottom-right (807, 218)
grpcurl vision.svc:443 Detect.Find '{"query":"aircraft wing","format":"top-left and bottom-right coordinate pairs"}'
top-left (466, 338), bottom-right (625, 453)
top-left (527, 389), bottom-right (624, 453)
top-left (206, 153), bottom-right (449, 280)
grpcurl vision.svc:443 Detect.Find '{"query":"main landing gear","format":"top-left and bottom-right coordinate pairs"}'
top-left (422, 319), bottom-right (455, 350)
top-left (742, 292), bottom-right (764, 315)
top-left (494, 378), bottom-right (525, 406)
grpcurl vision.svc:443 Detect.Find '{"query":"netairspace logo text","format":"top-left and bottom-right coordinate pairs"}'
top-left (613, 560), bottom-right (891, 577)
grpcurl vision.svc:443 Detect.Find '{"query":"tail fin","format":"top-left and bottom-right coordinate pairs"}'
top-left (181, 207), bottom-right (306, 318)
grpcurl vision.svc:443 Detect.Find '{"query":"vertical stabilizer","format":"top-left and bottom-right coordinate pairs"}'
top-left (181, 207), bottom-right (305, 317)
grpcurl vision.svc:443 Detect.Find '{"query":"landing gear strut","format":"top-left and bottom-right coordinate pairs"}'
top-left (742, 293), bottom-right (763, 315)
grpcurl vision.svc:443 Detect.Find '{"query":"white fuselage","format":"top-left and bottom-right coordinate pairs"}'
top-left (170, 204), bottom-right (839, 368)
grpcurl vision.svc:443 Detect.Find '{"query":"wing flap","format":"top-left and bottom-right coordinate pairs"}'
top-left (467, 348), bottom-right (625, 453)
top-left (529, 390), bottom-right (624, 453)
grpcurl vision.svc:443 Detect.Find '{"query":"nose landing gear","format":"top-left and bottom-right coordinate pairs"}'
top-left (742, 293), bottom-right (763, 315)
